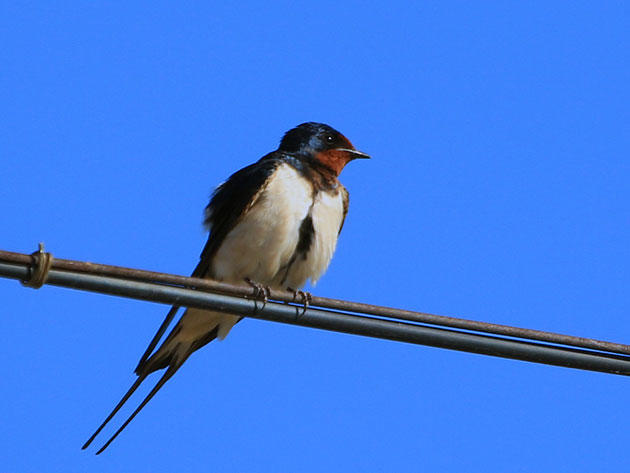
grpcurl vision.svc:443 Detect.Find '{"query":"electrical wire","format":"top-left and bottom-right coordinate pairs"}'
top-left (1, 247), bottom-right (629, 376)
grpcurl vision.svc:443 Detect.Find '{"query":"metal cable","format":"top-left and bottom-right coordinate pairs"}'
top-left (1, 247), bottom-right (628, 355)
top-left (1, 247), bottom-right (630, 376)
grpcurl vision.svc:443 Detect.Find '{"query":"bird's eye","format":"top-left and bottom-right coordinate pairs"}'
top-left (325, 135), bottom-right (335, 143)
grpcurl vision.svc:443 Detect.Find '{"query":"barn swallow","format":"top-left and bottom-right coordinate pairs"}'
top-left (82, 122), bottom-right (370, 453)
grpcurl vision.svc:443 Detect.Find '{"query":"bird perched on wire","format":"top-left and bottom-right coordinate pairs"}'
top-left (82, 122), bottom-right (370, 453)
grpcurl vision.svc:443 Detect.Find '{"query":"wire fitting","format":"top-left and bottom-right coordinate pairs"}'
top-left (21, 242), bottom-right (53, 289)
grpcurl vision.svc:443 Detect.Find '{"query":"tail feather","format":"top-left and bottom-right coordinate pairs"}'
top-left (83, 310), bottom-right (232, 453)
top-left (94, 329), bottom-right (218, 454)
top-left (81, 375), bottom-right (147, 450)
top-left (95, 364), bottom-right (180, 454)
top-left (134, 325), bottom-right (183, 377)
top-left (134, 305), bottom-right (181, 375)
top-left (86, 343), bottom-right (191, 455)
top-left (137, 324), bottom-right (218, 378)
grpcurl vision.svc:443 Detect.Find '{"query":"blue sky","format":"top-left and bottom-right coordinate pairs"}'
top-left (1, 1), bottom-right (629, 471)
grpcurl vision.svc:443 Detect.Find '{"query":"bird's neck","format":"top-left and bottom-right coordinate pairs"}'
top-left (284, 153), bottom-right (340, 191)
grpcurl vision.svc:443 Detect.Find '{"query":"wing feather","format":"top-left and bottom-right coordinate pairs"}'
top-left (134, 154), bottom-right (282, 372)
top-left (338, 186), bottom-right (350, 235)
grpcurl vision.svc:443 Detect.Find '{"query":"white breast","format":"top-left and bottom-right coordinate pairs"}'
top-left (211, 162), bottom-right (346, 290)
top-left (211, 163), bottom-right (313, 286)
top-left (282, 186), bottom-right (346, 289)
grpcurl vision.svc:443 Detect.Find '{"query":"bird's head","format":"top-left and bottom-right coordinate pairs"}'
top-left (279, 122), bottom-right (370, 176)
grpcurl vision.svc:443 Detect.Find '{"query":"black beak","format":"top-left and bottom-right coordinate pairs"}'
top-left (338, 148), bottom-right (371, 159)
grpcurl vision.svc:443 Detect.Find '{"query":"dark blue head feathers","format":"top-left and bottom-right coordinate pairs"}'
top-left (279, 122), bottom-right (351, 154)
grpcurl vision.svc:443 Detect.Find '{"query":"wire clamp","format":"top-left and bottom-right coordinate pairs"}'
top-left (21, 242), bottom-right (53, 289)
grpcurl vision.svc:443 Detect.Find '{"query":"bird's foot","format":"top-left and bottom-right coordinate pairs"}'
top-left (245, 278), bottom-right (271, 311)
top-left (288, 287), bottom-right (312, 316)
